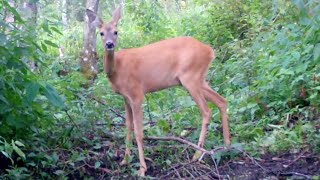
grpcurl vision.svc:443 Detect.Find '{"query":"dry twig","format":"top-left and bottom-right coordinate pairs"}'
top-left (283, 150), bottom-right (307, 169)
top-left (146, 136), bottom-right (227, 157)
top-left (90, 96), bottom-right (126, 120)
top-left (233, 147), bottom-right (268, 172)
top-left (64, 109), bottom-right (80, 129)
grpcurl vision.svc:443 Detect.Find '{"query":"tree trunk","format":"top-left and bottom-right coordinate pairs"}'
top-left (20, 0), bottom-right (38, 71)
top-left (21, 0), bottom-right (37, 25)
top-left (80, 0), bottom-right (99, 84)
top-left (61, 0), bottom-right (68, 28)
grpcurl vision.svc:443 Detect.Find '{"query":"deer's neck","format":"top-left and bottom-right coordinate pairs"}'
top-left (104, 51), bottom-right (115, 78)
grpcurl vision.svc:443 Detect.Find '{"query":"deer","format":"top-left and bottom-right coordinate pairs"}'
top-left (86, 4), bottom-right (231, 176)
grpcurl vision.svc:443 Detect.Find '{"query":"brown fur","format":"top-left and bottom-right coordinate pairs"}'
top-left (109, 37), bottom-right (213, 94)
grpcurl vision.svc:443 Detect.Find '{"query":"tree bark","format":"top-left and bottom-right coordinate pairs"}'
top-left (61, 0), bottom-right (68, 28)
top-left (80, 0), bottom-right (100, 84)
top-left (21, 0), bottom-right (37, 25)
top-left (20, 0), bottom-right (38, 71)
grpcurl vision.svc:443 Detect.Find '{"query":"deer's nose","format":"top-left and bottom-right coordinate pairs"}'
top-left (106, 41), bottom-right (114, 49)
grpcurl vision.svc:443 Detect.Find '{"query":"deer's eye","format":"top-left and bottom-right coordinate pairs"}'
top-left (100, 32), bottom-right (104, 36)
top-left (114, 31), bottom-right (118, 35)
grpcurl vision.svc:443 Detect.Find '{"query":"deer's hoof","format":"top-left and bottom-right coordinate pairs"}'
top-left (225, 140), bottom-right (231, 147)
top-left (137, 167), bottom-right (147, 176)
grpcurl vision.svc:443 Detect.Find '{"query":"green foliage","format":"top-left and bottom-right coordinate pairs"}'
top-left (0, 138), bottom-right (26, 165)
top-left (215, 0), bottom-right (320, 153)
top-left (0, 0), bottom-right (64, 143)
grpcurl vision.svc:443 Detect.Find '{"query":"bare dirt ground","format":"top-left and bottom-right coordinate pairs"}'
top-left (75, 143), bottom-right (320, 179)
top-left (151, 150), bottom-right (320, 179)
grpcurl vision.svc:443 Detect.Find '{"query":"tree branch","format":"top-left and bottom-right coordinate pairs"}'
top-left (90, 96), bottom-right (125, 120)
top-left (145, 136), bottom-right (227, 156)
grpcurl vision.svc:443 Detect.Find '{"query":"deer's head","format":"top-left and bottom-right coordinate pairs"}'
top-left (86, 5), bottom-right (122, 52)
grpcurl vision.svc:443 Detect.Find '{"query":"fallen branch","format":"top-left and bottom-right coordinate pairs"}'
top-left (102, 131), bottom-right (124, 140)
top-left (233, 147), bottom-right (268, 172)
top-left (145, 136), bottom-right (227, 156)
top-left (92, 129), bottom-right (263, 177)
top-left (145, 136), bottom-right (208, 153)
top-left (283, 150), bottom-right (307, 169)
top-left (90, 96), bottom-right (125, 120)
top-left (212, 155), bottom-right (221, 180)
top-left (96, 121), bottom-right (156, 127)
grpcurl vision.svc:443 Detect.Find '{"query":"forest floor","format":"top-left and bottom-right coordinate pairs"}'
top-left (1, 131), bottom-right (319, 179)
top-left (71, 133), bottom-right (320, 179)
top-left (157, 151), bottom-right (320, 179)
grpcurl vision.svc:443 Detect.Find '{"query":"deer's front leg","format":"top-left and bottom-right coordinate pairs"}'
top-left (131, 96), bottom-right (147, 176)
top-left (120, 99), bottom-right (133, 166)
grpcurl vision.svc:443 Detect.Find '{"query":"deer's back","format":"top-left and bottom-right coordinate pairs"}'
top-left (113, 37), bottom-right (215, 93)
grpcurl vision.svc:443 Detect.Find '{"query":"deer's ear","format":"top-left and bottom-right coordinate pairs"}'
top-left (111, 5), bottom-right (122, 26)
top-left (86, 9), bottom-right (103, 28)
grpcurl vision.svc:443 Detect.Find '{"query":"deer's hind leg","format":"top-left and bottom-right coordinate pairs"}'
top-left (180, 76), bottom-right (211, 160)
top-left (202, 82), bottom-right (230, 146)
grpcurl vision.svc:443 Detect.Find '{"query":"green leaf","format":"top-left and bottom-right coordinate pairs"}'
top-left (314, 43), bottom-right (320, 62)
top-left (0, 33), bottom-right (6, 46)
top-left (157, 119), bottom-right (170, 132)
top-left (94, 161), bottom-right (101, 169)
top-left (278, 69), bottom-right (294, 76)
top-left (26, 82), bottom-right (40, 103)
top-left (0, 95), bottom-right (9, 105)
top-left (43, 84), bottom-right (64, 108)
top-left (51, 26), bottom-right (63, 35)
top-left (180, 96), bottom-right (196, 107)
top-left (292, 51), bottom-right (301, 61)
top-left (260, 136), bottom-right (276, 147)
top-left (42, 20), bottom-right (51, 35)
top-left (12, 141), bottom-right (26, 159)
top-left (1, 151), bottom-right (13, 165)
top-left (27, 162), bottom-right (36, 167)
top-left (1, 151), bottom-right (10, 159)
top-left (41, 43), bottom-right (47, 53)
top-left (54, 170), bottom-right (65, 175)
top-left (231, 143), bottom-right (243, 151)
top-left (313, 86), bottom-right (320, 90)
top-left (14, 141), bottom-right (25, 147)
top-left (44, 40), bottom-right (59, 48)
